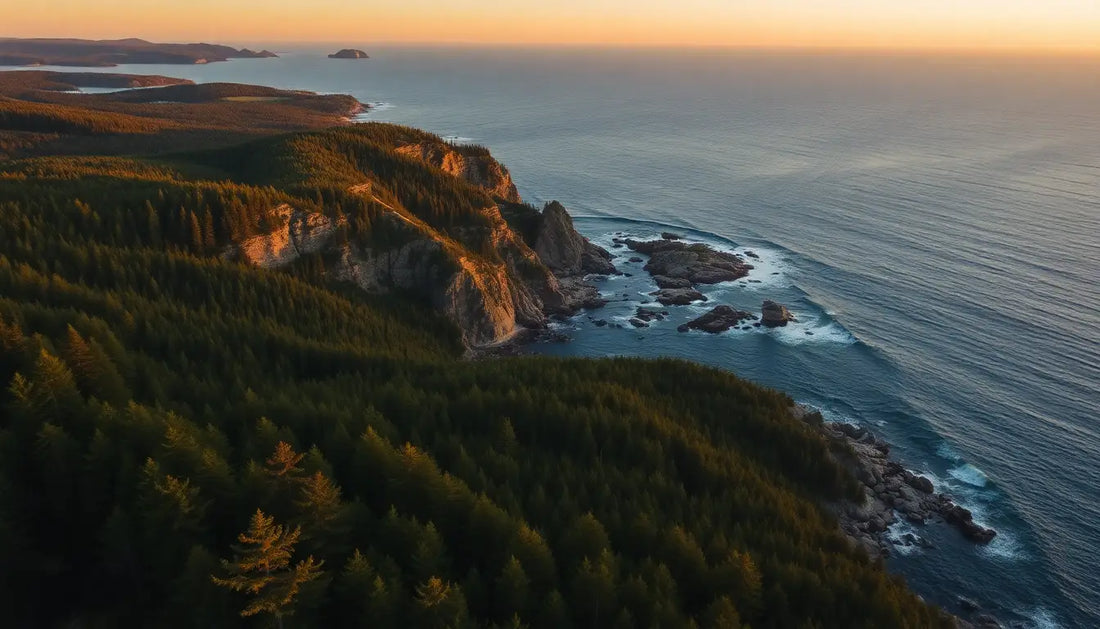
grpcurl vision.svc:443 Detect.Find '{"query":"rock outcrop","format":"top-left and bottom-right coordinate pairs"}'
top-left (235, 204), bottom-right (343, 268)
top-left (677, 305), bottom-right (755, 333)
top-left (396, 142), bottom-right (521, 203)
top-left (533, 201), bottom-right (616, 276)
top-left (623, 238), bottom-right (752, 285)
top-left (761, 300), bottom-right (795, 327)
top-left (791, 407), bottom-right (998, 557)
top-left (231, 154), bottom-right (612, 347)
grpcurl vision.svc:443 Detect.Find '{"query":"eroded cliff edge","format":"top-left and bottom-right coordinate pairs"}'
top-left (223, 128), bottom-right (613, 346)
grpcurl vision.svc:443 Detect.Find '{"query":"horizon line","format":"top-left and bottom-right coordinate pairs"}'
top-left (5, 35), bottom-right (1100, 57)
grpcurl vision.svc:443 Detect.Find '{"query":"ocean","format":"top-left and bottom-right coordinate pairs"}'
top-left (7, 46), bottom-right (1098, 627)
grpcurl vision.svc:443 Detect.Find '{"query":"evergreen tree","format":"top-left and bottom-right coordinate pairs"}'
top-left (212, 509), bottom-right (324, 628)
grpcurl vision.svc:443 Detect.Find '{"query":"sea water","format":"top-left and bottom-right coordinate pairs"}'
top-left (6, 46), bottom-right (1098, 627)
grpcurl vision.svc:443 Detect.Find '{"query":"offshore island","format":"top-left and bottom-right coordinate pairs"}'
top-left (0, 64), bottom-right (994, 627)
top-left (329, 48), bottom-right (370, 59)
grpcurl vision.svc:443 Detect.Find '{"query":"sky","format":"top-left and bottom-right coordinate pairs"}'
top-left (6, 0), bottom-right (1100, 51)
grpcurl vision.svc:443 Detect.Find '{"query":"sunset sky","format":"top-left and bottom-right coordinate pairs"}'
top-left (6, 0), bottom-right (1100, 51)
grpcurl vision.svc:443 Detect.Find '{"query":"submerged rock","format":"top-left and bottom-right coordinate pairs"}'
top-left (653, 275), bottom-right (693, 289)
top-left (650, 288), bottom-right (707, 306)
top-left (635, 307), bottom-right (667, 323)
top-left (677, 305), bottom-right (754, 333)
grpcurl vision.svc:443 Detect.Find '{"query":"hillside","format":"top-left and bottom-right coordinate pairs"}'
top-left (0, 37), bottom-right (276, 67)
top-left (0, 71), bottom-right (954, 627)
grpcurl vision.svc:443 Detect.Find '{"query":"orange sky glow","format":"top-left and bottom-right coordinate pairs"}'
top-left (5, 0), bottom-right (1100, 52)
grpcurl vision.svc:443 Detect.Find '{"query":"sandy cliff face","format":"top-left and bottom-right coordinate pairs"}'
top-left (237, 204), bottom-right (343, 268)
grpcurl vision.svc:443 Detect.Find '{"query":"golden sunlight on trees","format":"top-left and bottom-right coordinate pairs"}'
top-left (211, 509), bottom-right (323, 627)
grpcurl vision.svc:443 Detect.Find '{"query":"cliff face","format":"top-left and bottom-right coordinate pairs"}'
top-left (230, 148), bottom-right (611, 346)
top-left (237, 204), bottom-right (343, 268)
top-left (534, 201), bottom-right (616, 276)
top-left (396, 142), bottom-right (521, 203)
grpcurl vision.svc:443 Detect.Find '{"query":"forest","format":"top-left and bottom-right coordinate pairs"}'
top-left (0, 71), bottom-right (954, 627)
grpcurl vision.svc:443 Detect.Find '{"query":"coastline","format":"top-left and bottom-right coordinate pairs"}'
top-left (798, 404), bottom-right (1001, 628)
top-left (0, 65), bottom-right (1031, 626)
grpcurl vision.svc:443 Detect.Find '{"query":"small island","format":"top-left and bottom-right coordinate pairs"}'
top-left (328, 48), bottom-right (369, 59)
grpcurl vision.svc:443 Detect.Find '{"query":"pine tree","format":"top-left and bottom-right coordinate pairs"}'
top-left (266, 441), bottom-right (306, 479)
top-left (294, 471), bottom-right (349, 558)
top-left (62, 326), bottom-right (128, 405)
top-left (413, 576), bottom-right (468, 629)
top-left (211, 509), bottom-right (323, 628)
top-left (494, 556), bottom-right (530, 622)
top-left (701, 596), bottom-right (742, 629)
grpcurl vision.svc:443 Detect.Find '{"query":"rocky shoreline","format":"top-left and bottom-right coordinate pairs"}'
top-left (788, 406), bottom-right (1005, 628)
top-left (791, 405), bottom-right (997, 557)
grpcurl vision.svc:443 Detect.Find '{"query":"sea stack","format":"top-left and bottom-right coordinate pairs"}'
top-left (761, 300), bottom-right (795, 327)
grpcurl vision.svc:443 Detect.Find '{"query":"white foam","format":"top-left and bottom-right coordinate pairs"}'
top-left (936, 443), bottom-right (961, 462)
top-left (353, 102), bottom-right (395, 121)
top-left (885, 519), bottom-right (925, 556)
top-left (442, 135), bottom-right (476, 144)
top-left (948, 463), bottom-right (989, 488)
top-left (731, 246), bottom-right (791, 289)
top-left (769, 319), bottom-right (858, 346)
top-left (1026, 608), bottom-right (1061, 629)
top-left (979, 525), bottom-right (1027, 561)
top-left (816, 407), bottom-right (861, 426)
top-left (956, 499), bottom-right (1025, 561)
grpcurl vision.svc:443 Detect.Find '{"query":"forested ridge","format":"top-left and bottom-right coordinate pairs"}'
top-left (0, 71), bottom-right (953, 628)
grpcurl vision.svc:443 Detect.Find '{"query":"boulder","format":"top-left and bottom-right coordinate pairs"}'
top-left (761, 300), bottom-right (795, 327)
top-left (650, 288), bottom-right (707, 306)
top-left (907, 475), bottom-right (935, 494)
top-left (661, 232), bottom-right (682, 240)
top-left (629, 318), bottom-right (649, 329)
top-left (943, 504), bottom-right (997, 544)
top-left (678, 305), bottom-right (754, 333)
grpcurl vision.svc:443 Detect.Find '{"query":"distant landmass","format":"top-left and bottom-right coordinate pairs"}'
top-left (328, 48), bottom-right (369, 59)
top-left (0, 37), bottom-right (276, 67)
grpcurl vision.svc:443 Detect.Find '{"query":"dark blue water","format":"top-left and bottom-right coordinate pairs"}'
top-left (7, 47), bottom-right (1098, 627)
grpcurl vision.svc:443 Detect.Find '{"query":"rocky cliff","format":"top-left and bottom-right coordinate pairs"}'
top-left (395, 141), bottom-right (521, 203)
top-left (229, 139), bottom-right (611, 346)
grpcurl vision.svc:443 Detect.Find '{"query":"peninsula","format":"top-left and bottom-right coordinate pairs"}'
top-left (0, 37), bottom-right (276, 67)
